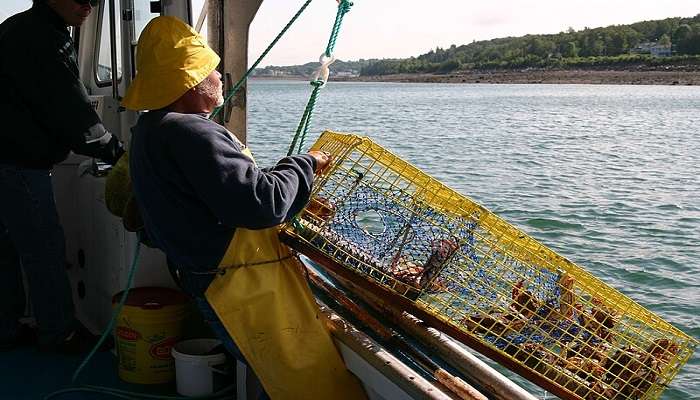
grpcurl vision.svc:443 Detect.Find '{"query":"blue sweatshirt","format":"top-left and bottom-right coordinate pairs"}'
top-left (129, 111), bottom-right (316, 291)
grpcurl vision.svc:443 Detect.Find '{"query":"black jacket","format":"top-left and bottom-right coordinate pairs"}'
top-left (0, 3), bottom-right (121, 168)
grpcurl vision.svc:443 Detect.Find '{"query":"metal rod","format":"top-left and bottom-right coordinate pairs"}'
top-left (323, 267), bottom-right (539, 400)
top-left (306, 268), bottom-right (487, 400)
top-left (108, 0), bottom-right (119, 99)
top-left (195, 0), bottom-right (208, 33)
top-left (317, 301), bottom-right (455, 400)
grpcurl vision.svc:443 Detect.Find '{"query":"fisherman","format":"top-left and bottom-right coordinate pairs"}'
top-left (122, 16), bottom-right (366, 400)
top-left (0, 0), bottom-right (124, 352)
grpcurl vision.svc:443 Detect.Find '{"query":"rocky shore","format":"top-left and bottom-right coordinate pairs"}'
top-left (334, 68), bottom-right (700, 86)
top-left (255, 68), bottom-right (700, 86)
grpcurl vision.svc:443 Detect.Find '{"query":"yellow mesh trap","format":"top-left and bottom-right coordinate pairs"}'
top-left (281, 131), bottom-right (698, 400)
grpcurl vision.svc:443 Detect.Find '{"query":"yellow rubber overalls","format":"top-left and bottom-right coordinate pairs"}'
top-left (204, 145), bottom-right (367, 400)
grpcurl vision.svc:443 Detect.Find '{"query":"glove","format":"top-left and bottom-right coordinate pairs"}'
top-left (97, 135), bottom-right (125, 166)
top-left (77, 158), bottom-right (98, 177)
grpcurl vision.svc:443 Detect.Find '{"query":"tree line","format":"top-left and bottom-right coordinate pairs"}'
top-left (360, 15), bottom-right (700, 76)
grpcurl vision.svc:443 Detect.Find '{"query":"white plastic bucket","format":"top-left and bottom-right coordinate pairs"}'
top-left (172, 338), bottom-right (227, 397)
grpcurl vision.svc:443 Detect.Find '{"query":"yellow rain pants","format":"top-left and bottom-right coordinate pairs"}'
top-left (204, 149), bottom-right (367, 400)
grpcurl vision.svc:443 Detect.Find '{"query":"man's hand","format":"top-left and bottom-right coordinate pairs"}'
top-left (96, 135), bottom-right (125, 166)
top-left (308, 150), bottom-right (333, 174)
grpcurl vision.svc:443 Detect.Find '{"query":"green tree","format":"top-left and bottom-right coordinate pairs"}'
top-left (359, 14), bottom-right (700, 75)
top-left (559, 41), bottom-right (579, 57)
top-left (436, 60), bottom-right (461, 74)
top-left (527, 37), bottom-right (555, 58)
top-left (608, 31), bottom-right (628, 54)
top-left (674, 24), bottom-right (693, 53)
top-left (688, 24), bottom-right (700, 54)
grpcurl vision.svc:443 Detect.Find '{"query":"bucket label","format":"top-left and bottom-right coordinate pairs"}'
top-left (149, 336), bottom-right (179, 360)
top-left (116, 326), bottom-right (141, 341)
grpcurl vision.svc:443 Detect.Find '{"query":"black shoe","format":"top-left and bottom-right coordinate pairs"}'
top-left (0, 323), bottom-right (37, 352)
top-left (39, 323), bottom-right (113, 355)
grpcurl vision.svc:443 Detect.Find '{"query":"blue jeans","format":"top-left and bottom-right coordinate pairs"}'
top-left (0, 165), bottom-right (75, 345)
top-left (194, 297), bottom-right (269, 400)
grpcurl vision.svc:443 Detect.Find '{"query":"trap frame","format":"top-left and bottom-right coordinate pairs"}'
top-left (281, 131), bottom-right (697, 400)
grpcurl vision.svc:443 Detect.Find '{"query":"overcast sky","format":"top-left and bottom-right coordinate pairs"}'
top-left (3, 0), bottom-right (698, 66)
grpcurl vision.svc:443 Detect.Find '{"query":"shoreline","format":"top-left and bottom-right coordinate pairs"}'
top-left (254, 69), bottom-right (700, 86)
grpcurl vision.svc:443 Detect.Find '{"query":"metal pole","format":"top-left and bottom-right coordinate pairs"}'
top-left (397, 312), bottom-right (540, 400)
top-left (207, 0), bottom-right (262, 145)
top-left (307, 269), bottom-right (487, 400)
top-left (320, 266), bottom-right (538, 400)
top-left (108, 0), bottom-right (119, 99)
top-left (195, 0), bottom-right (208, 33)
top-left (318, 302), bottom-right (456, 400)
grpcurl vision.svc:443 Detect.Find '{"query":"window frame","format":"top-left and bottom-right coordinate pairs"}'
top-left (93, 0), bottom-right (123, 87)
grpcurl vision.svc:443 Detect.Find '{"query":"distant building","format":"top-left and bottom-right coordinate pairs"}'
top-left (253, 68), bottom-right (292, 77)
top-left (267, 69), bottom-right (289, 76)
top-left (650, 45), bottom-right (672, 57)
top-left (632, 41), bottom-right (672, 57)
top-left (333, 70), bottom-right (359, 78)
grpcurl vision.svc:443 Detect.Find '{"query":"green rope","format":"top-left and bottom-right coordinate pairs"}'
top-left (44, 383), bottom-right (235, 400)
top-left (210, 0), bottom-right (315, 121)
top-left (324, 0), bottom-right (353, 57)
top-left (44, 387), bottom-right (134, 400)
top-left (71, 234), bottom-right (142, 383)
top-left (287, 80), bottom-right (323, 156)
top-left (286, 0), bottom-right (352, 232)
top-left (287, 0), bottom-right (353, 155)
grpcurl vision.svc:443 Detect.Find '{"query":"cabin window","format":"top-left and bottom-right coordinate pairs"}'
top-left (191, 0), bottom-right (208, 35)
top-left (132, 0), bottom-right (161, 40)
top-left (95, 0), bottom-right (123, 85)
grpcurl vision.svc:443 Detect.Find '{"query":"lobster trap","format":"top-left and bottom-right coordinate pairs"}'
top-left (281, 131), bottom-right (698, 400)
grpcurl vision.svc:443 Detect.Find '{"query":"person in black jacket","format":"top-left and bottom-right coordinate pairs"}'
top-left (0, 0), bottom-right (124, 353)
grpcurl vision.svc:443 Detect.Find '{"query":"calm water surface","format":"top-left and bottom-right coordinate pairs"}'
top-left (247, 81), bottom-right (699, 399)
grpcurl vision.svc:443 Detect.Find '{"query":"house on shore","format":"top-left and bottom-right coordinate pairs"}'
top-left (632, 41), bottom-right (672, 57)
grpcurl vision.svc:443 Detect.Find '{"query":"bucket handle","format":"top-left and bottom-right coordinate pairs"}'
top-left (210, 364), bottom-right (232, 376)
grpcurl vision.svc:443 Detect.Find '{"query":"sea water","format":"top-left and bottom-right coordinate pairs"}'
top-left (247, 80), bottom-right (699, 399)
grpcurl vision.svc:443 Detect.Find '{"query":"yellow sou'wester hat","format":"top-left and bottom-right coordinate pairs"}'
top-left (121, 16), bottom-right (220, 111)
